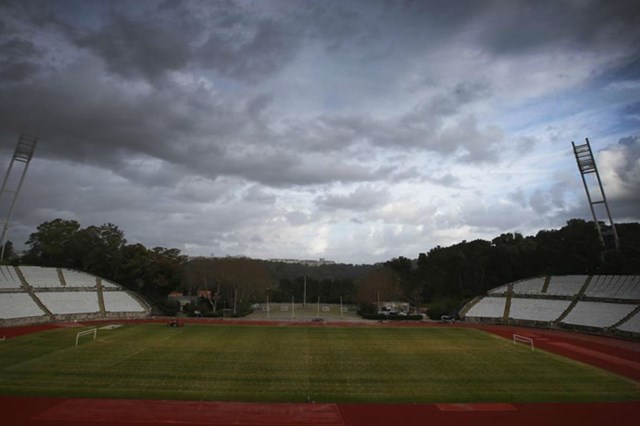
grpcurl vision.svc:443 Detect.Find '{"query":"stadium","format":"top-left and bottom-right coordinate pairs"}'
top-left (1, 264), bottom-right (639, 425)
top-left (1, 1), bottom-right (640, 425)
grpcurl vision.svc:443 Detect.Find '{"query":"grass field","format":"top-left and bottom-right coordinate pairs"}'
top-left (0, 324), bottom-right (638, 403)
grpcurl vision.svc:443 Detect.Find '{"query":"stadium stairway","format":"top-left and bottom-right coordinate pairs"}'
top-left (502, 283), bottom-right (513, 322)
top-left (56, 268), bottom-right (67, 286)
top-left (611, 304), bottom-right (640, 330)
top-left (554, 276), bottom-right (592, 324)
top-left (25, 288), bottom-right (53, 320)
top-left (14, 267), bottom-right (29, 289)
top-left (458, 296), bottom-right (482, 318)
top-left (96, 278), bottom-right (107, 315)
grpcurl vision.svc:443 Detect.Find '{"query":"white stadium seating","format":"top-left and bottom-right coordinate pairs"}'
top-left (0, 267), bottom-right (149, 323)
top-left (103, 292), bottom-right (146, 313)
top-left (511, 277), bottom-right (546, 295)
top-left (561, 301), bottom-right (636, 328)
top-left (36, 291), bottom-right (101, 315)
top-left (508, 298), bottom-right (571, 322)
top-left (545, 276), bottom-right (587, 296)
top-left (19, 266), bottom-right (63, 288)
top-left (0, 266), bottom-right (22, 289)
top-left (617, 311), bottom-right (640, 334)
top-left (585, 275), bottom-right (640, 300)
top-left (0, 293), bottom-right (45, 319)
top-left (487, 285), bottom-right (508, 295)
top-left (465, 297), bottom-right (505, 319)
top-left (467, 275), bottom-right (640, 338)
top-left (61, 269), bottom-right (97, 287)
top-left (100, 279), bottom-right (119, 288)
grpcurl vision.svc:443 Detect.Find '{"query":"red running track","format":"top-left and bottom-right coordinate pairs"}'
top-left (1, 320), bottom-right (639, 426)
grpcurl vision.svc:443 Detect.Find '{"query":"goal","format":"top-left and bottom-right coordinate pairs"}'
top-left (513, 333), bottom-right (534, 351)
top-left (75, 328), bottom-right (97, 346)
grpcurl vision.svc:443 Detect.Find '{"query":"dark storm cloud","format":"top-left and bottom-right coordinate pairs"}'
top-left (0, 38), bottom-right (40, 82)
top-left (197, 18), bottom-right (299, 83)
top-left (74, 11), bottom-right (194, 81)
top-left (476, 0), bottom-right (640, 56)
top-left (278, 81), bottom-right (501, 162)
top-left (63, 0), bottom-right (301, 84)
top-left (0, 59), bottom-right (223, 165)
top-left (1, 0), bottom-right (639, 262)
top-left (604, 136), bottom-right (640, 211)
top-left (316, 185), bottom-right (389, 212)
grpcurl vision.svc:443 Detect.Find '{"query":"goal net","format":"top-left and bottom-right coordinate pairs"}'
top-left (75, 328), bottom-right (97, 346)
top-left (512, 333), bottom-right (534, 351)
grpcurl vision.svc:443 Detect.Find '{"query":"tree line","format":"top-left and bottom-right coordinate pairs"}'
top-left (4, 218), bottom-right (639, 319)
top-left (381, 219), bottom-right (640, 318)
top-left (3, 219), bottom-right (186, 313)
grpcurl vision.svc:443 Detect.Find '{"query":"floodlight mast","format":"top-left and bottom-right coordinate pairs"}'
top-left (571, 138), bottom-right (620, 252)
top-left (0, 133), bottom-right (38, 261)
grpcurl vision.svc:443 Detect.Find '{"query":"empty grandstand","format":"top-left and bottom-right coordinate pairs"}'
top-left (0, 266), bottom-right (21, 289)
top-left (509, 298), bottom-right (571, 323)
top-left (463, 275), bottom-right (640, 339)
top-left (0, 266), bottom-right (149, 325)
top-left (19, 266), bottom-right (65, 288)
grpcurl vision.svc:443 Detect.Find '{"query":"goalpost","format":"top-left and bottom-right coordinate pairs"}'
top-left (513, 333), bottom-right (534, 351)
top-left (75, 328), bottom-right (97, 346)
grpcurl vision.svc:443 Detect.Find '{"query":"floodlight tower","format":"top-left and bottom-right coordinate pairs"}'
top-left (0, 132), bottom-right (38, 260)
top-left (571, 138), bottom-right (619, 252)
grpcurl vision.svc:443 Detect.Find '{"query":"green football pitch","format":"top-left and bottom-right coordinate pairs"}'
top-left (0, 324), bottom-right (638, 403)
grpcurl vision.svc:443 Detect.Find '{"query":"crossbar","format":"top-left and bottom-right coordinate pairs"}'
top-left (75, 328), bottom-right (97, 346)
top-left (513, 334), bottom-right (534, 351)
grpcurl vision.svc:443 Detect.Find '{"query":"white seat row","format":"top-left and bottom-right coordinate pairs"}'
top-left (508, 298), bottom-right (571, 322)
top-left (0, 293), bottom-right (45, 319)
top-left (61, 269), bottom-right (97, 287)
top-left (487, 284), bottom-right (508, 295)
top-left (465, 297), bottom-right (505, 319)
top-left (561, 301), bottom-right (636, 328)
top-left (585, 275), bottom-right (640, 300)
top-left (103, 292), bottom-right (145, 312)
top-left (488, 275), bottom-right (639, 300)
top-left (19, 266), bottom-right (63, 288)
top-left (511, 277), bottom-right (546, 295)
top-left (36, 291), bottom-right (101, 315)
top-left (0, 266), bottom-right (22, 289)
top-left (617, 311), bottom-right (640, 334)
top-left (488, 277), bottom-right (548, 295)
top-left (545, 276), bottom-right (587, 296)
top-left (100, 279), bottom-right (119, 288)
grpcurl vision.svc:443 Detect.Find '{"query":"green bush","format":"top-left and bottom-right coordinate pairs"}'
top-left (426, 299), bottom-right (460, 320)
top-left (359, 313), bottom-right (423, 321)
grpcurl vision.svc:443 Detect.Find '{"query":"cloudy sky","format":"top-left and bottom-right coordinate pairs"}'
top-left (1, 0), bottom-right (639, 264)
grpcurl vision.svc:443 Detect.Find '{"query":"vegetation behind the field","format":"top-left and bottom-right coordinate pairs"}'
top-left (0, 324), bottom-right (638, 403)
top-left (5, 218), bottom-right (640, 319)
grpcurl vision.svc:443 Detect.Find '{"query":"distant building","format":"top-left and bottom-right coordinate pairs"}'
top-left (379, 302), bottom-right (410, 314)
top-left (268, 258), bottom-right (336, 267)
top-left (167, 292), bottom-right (194, 309)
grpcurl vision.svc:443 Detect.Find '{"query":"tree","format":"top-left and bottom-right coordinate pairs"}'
top-left (1, 240), bottom-right (16, 263)
top-left (210, 257), bottom-right (275, 314)
top-left (183, 257), bottom-right (219, 296)
top-left (24, 219), bottom-right (81, 266)
top-left (119, 243), bottom-right (150, 291)
top-left (386, 256), bottom-right (422, 306)
top-left (70, 223), bottom-right (126, 280)
top-left (145, 247), bottom-right (186, 297)
top-left (356, 267), bottom-right (402, 310)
